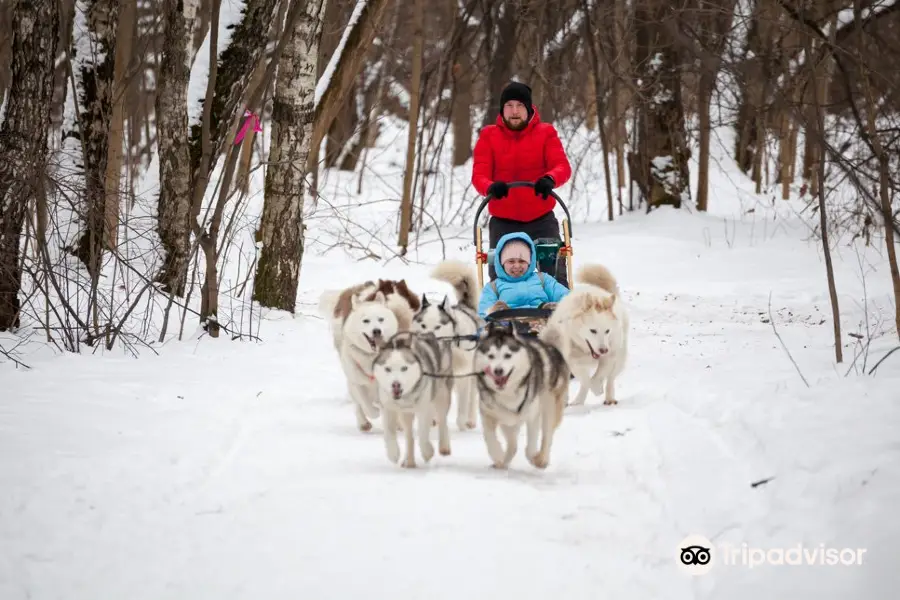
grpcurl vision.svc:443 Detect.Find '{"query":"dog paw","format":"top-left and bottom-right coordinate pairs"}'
top-left (457, 418), bottom-right (477, 431)
top-left (359, 421), bottom-right (373, 432)
top-left (529, 452), bottom-right (549, 469)
top-left (386, 446), bottom-right (400, 464)
top-left (401, 458), bottom-right (417, 469)
top-left (421, 442), bottom-right (435, 462)
top-left (603, 398), bottom-right (618, 406)
top-left (439, 444), bottom-right (451, 456)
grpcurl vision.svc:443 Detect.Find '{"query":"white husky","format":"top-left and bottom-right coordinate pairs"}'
top-left (540, 264), bottom-right (629, 406)
top-left (371, 333), bottom-right (454, 467)
top-left (321, 290), bottom-right (401, 431)
top-left (318, 279), bottom-right (420, 351)
top-left (413, 259), bottom-right (484, 430)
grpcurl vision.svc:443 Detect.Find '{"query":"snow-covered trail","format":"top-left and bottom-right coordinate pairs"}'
top-left (2, 208), bottom-right (899, 599)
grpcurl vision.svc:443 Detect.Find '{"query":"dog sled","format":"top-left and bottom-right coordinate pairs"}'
top-left (473, 181), bottom-right (574, 336)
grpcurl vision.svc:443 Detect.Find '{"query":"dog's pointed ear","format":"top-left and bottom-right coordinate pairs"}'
top-left (421, 293), bottom-right (429, 308)
top-left (374, 290), bottom-right (387, 303)
top-left (439, 295), bottom-right (450, 311)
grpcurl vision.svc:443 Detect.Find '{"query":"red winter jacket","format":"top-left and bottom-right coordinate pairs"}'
top-left (471, 107), bottom-right (572, 222)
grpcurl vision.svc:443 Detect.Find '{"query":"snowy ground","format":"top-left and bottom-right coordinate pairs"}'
top-left (3, 186), bottom-right (900, 598)
top-left (3, 85), bottom-right (900, 598)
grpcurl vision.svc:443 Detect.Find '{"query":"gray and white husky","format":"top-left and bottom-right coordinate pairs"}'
top-left (412, 260), bottom-right (484, 431)
top-left (371, 333), bottom-right (454, 468)
top-left (473, 322), bottom-right (570, 469)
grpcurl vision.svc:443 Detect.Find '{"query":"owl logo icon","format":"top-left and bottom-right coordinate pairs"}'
top-left (677, 535), bottom-right (714, 575)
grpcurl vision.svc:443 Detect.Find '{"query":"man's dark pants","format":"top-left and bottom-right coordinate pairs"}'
top-left (488, 210), bottom-right (569, 288)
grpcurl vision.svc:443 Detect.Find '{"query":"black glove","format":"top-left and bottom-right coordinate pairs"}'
top-left (534, 175), bottom-right (554, 199)
top-left (487, 181), bottom-right (509, 199)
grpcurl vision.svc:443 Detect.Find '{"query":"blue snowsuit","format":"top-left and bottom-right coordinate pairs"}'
top-left (477, 232), bottom-right (570, 318)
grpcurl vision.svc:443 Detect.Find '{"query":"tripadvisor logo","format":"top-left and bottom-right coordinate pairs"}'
top-left (677, 535), bottom-right (867, 576)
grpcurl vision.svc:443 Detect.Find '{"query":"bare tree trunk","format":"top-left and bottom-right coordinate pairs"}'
top-left (398, 0), bottom-right (424, 254)
top-left (0, 1), bottom-right (11, 109)
top-left (325, 85), bottom-right (359, 169)
top-left (236, 10), bottom-right (282, 197)
top-left (612, 0), bottom-right (629, 213)
top-left (0, 0), bottom-right (59, 330)
top-left (629, 0), bottom-right (690, 211)
top-left (856, 0), bottom-right (900, 340)
top-left (71, 0), bottom-right (120, 277)
top-left (49, 0), bottom-right (75, 142)
top-left (193, 0), bottom-right (302, 336)
top-left (102, 0), bottom-right (136, 250)
top-left (696, 79), bottom-right (712, 211)
top-left (307, 0), bottom-right (393, 177)
top-left (806, 24), bottom-right (842, 363)
top-left (869, 119), bottom-right (900, 342)
top-left (693, 0), bottom-right (734, 212)
top-left (778, 108), bottom-right (792, 200)
top-left (253, 0), bottom-right (326, 312)
top-left (187, 0), bottom-right (279, 179)
top-left (451, 44), bottom-right (473, 165)
top-left (582, 0), bottom-right (615, 221)
top-left (481, 0), bottom-right (518, 128)
top-left (155, 0), bottom-right (201, 297)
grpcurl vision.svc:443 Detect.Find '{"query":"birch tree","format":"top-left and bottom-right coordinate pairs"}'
top-left (253, 0), bottom-right (327, 311)
top-left (155, 0), bottom-right (200, 297)
top-left (0, 0), bottom-right (60, 330)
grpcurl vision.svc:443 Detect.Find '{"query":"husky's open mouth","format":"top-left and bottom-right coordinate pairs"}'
top-left (391, 381), bottom-right (403, 399)
top-left (484, 366), bottom-right (511, 388)
top-left (363, 333), bottom-right (380, 350)
top-left (585, 339), bottom-right (605, 359)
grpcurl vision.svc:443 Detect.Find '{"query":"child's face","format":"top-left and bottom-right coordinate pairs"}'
top-left (502, 257), bottom-right (529, 278)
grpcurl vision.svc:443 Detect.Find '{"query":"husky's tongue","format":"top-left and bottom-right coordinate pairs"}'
top-left (484, 366), bottom-right (510, 388)
top-left (365, 333), bottom-right (381, 349)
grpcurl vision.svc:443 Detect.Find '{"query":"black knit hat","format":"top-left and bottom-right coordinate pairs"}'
top-left (500, 82), bottom-right (534, 118)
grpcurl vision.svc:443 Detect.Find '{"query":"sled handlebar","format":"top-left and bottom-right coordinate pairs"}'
top-left (472, 181), bottom-right (573, 246)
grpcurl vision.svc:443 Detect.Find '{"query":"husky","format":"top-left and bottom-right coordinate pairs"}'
top-left (539, 264), bottom-right (629, 406)
top-left (371, 333), bottom-right (454, 467)
top-left (413, 259), bottom-right (484, 431)
top-left (332, 291), bottom-right (401, 431)
top-left (472, 322), bottom-right (569, 469)
top-left (319, 279), bottom-right (420, 351)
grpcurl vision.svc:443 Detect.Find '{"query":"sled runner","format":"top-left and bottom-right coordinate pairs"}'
top-left (473, 181), bottom-right (574, 335)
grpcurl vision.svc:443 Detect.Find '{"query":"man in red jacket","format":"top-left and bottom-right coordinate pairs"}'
top-left (472, 81), bottom-right (573, 287)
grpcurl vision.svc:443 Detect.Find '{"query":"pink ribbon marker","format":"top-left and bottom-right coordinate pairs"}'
top-left (234, 109), bottom-right (262, 144)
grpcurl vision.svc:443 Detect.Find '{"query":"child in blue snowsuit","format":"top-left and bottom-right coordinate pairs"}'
top-left (477, 232), bottom-right (570, 318)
